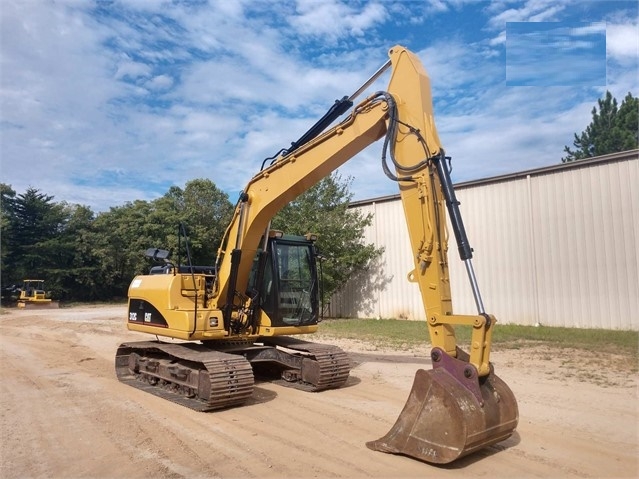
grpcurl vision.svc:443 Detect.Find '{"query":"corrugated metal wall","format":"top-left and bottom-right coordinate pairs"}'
top-left (328, 151), bottom-right (639, 330)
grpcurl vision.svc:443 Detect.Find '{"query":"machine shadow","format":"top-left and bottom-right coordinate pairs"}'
top-left (436, 431), bottom-right (522, 468)
top-left (348, 351), bottom-right (432, 367)
top-left (243, 385), bottom-right (278, 406)
top-left (247, 371), bottom-right (362, 402)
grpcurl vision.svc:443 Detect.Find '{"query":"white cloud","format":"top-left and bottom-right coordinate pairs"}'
top-left (570, 22), bottom-right (606, 36)
top-left (425, 0), bottom-right (450, 14)
top-left (435, 87), bottom-right (599, 181)
top-left (415, 40), bottom-right (503, 111)
top-left (528, 4), bottom-right (565, 22)
top-left (490, 30), bottom-right (507, 46)
top-left (1, 0), bottom-right (635, 213)
top-left (287, 0), bottom-right (387, 39)
top-left (607, 22), bottom-right (639, 61)
top-left (115, 59), bottom-right (152, 80)
top-left (1, 1), bottom-right (128, 200)
top-left (486, 0), bottom-right (570, 45)
top-left (488, 0), bottom-right (567, 27)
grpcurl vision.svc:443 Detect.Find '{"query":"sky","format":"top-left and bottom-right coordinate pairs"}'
top-left (1, 0), bottom-right (637, 212)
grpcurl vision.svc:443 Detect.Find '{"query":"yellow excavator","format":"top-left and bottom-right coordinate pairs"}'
top-left (16, 279), bottom-right (59, 309)
top-left (116, 45), bottom-right (518, 465)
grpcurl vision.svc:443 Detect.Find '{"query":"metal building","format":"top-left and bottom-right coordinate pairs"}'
top-left (328, 150), bottom-right (638, 330)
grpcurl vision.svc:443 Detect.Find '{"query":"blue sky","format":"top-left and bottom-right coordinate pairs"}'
top-left (1, 0), bottom-right (637, 212)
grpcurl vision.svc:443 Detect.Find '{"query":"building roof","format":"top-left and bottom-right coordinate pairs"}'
top-left (348, 149), bottom-right (639, 207)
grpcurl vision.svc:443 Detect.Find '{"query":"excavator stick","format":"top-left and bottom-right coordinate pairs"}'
top-left (367, 348), bottom-right (518, 464)
top-left (365, 145), bottom-right (518, 464)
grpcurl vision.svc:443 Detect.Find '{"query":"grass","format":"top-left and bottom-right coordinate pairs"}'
top-left (318, 318), bottom-right (639, 359)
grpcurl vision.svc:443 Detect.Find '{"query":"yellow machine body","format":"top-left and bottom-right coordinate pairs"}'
top-left (126, 272), bottom-right (318, 341)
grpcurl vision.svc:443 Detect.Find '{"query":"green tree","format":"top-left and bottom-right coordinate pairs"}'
top-left (562, 91), bottom-right (639, 162)
top-left (1, 184), bottom-right (16, 285)
top-left (3, 187), bottom-right (68, 285)
top-left (48, 204), bottom-right (104, 300)
top-left (271, 173), bottom-right (381, 302)
top-left (90, 180), bottom-right (233, 297)
top-left (92, 200), bottom-right (157, 297)
top-left (0, 175), bottom-right (376, 304)
top-left (153, 179), bottom-right (234, 266)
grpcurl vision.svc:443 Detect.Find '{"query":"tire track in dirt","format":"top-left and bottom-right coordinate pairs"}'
top-left (1, 321), bottom-right (212, 478)
top-left (0, 340), bottom-right (148, 478)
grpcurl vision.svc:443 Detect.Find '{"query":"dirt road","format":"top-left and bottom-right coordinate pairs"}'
top-left (1, 306), bottom-right (637, 478)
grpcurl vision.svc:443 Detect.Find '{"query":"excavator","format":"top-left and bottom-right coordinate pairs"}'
top-left (115, 45), bottom-right (518, 465)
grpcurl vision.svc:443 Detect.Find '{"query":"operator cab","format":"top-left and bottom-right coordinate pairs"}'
top-left (20, 279), bottom-right (46, 299)
top-left (250, 233), bottom-right (320, 327)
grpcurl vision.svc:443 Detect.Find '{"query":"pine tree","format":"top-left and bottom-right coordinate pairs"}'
top-left (562, 91), bottom-right (638, 162)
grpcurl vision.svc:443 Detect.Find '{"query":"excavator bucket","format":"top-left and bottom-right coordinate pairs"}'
top-left (367, 349), bottom-right (518, 464)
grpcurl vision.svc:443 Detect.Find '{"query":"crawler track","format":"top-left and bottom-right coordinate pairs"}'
top-left (115, 337), bottom-right (351, 411)
top-left (115, 341), bottom-right (255, 411)
top-left (260, 336), bottom-right (351, 391)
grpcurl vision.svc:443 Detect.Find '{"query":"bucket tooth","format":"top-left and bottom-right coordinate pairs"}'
top-left (367, 365), bottom-right (518, 464)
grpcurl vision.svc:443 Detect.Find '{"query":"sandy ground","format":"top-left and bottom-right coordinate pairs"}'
top-left (0, 305), bottom-right (637, 479)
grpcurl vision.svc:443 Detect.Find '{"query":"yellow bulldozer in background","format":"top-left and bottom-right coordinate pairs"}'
top-left (16, 279), bottom-right (59, 309)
